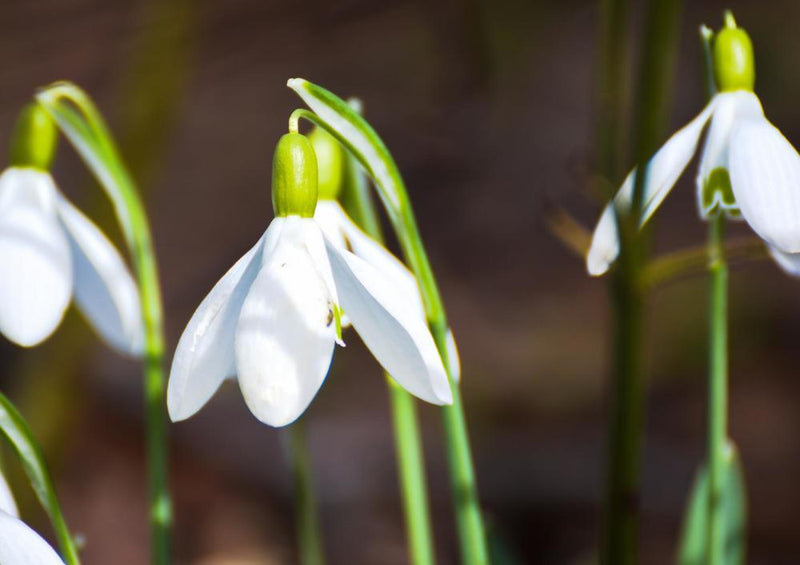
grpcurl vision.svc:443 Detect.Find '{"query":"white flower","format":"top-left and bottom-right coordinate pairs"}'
top-left (314, 199), bottom-right (461, 381)
top-left (0, 470), bottom-right (65, 565)
top-left (0, 167), bottom-right (143, 353)
top-left (586, 90), bottom-right (800, 276)
top-left (167, 214), bottom-right (453, 427)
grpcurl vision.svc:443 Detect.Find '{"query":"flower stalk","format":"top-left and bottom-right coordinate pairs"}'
top-left (332, 121), bottom-right (437, 565)
top-left (706, 213), bottom-right (728, 565)
top-left (36, 82), bottom-right (172, 565)
top-left (287, 421), bottom-right (326, 565)
top-left (287, 80), bottom-right (488, 565)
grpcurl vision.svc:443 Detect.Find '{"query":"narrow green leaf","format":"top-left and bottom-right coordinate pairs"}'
top-left (0, 392), bottom-right (80, 564)
top-left (287, 78), bottom-right (408, 224)
top-left (677, 441), bottom-right (746, 565)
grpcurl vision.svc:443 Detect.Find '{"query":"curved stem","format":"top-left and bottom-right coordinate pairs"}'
top-left (36, 83), bottom-right (172, 565)
top-left (287, 422), bottom-right (325, 565)
top-left (706, 214), bottom-right (727, 565)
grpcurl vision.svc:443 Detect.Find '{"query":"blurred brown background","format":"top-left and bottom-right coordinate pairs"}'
top-left (3, 0), bottom-right (800, 563)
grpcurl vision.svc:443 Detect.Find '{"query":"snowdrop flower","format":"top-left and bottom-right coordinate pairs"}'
top-left (587, 13), bottom-right (800, 276)
top-left (0, 469), bottom-right (65, 565)
top-left (168, 132), bottom-right (452, 427)
top-left (0, 104), bottom-right (143, 353)
top-left (308, 126), bottom-right (462, 380)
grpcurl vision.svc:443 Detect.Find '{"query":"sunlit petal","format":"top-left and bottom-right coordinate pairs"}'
top-left (586, 101), bottom-right (717, 275)
top-left (325, 239), bottom-right (452, 405)
top-left (0, 511), bottom-right (64, 565)
top-left (729, 116), bottom-right (800, 253)
top-left (55, 195), bottom-right (144, 355)
top-left (235, 217), bottom-right (337, 427)
top-left (0, 169), bottom-right (72, 346)
top-left (167, 223), bottom-right (281, 422)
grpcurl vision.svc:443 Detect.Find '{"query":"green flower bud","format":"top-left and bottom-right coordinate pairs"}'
top-left (272, 133), bottom-right (318, 218)
top-left (308, 126), bottom-right (344, 201)
top-left (713, 11), bottom-right (755, 93)
top-left (9, 103), bottom-right (58, 170)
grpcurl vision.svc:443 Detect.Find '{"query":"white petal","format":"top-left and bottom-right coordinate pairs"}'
top-left (55, 195), bottom-right (144, 356)
top-left (0, 511), bottom-right (64, 565)
top-left (325, 239), bottom-right (452, 405)
top-left (0, 470), bottom-right (18, 517)
top-left (767, 246), bottom-right (800, 276)
top-left (167, 223), bottom-right (281, 422)
top-left (696, 92), bottom-right (764, 216)
top-left (235, 217), bottom-right (337, 427)
top-left (586, 101), bottom-right (717, 275)
top-left (729, 116), bottom-right (800, 253)
top-left (0, 169), bottom-right (72, 346)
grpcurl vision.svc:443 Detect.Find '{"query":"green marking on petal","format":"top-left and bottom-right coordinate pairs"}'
top-left (702, 167), bottom-right (740, 218)
top-left (333, 303), bottom-right (344, 343)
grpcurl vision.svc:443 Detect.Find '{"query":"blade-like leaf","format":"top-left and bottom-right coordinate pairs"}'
top-left (287, 78), bottom-right (407, 223)
top-left (0, 392), bottom-right (80, 564)
top-left (677, 441), bottom-right (746, 565)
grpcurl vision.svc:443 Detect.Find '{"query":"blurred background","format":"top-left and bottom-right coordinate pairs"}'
top-left (3, 0), bottom-right (800, 563)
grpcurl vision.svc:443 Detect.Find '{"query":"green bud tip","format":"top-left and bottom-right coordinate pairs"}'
top-left (308, 126), bottom-right (344, 201)
top-left (272, 133), bottom-right (318, 218)
top-left (9, 103), bottom-right (58, 170)
top-left (713, 10), bottom-right (755, 92)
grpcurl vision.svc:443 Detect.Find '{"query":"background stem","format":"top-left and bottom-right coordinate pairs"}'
top-left (287, 421), bottom-right (326, 565)
top-left (341, 139), bottom-right (437, 565)
top-left (706, 214), bottom-right (727, 565)
top-left (599, 1), bottom-right (684, 564)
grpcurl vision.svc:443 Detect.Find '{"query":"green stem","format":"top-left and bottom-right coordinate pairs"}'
top-left (340, 138), bottom-right (437, 564)
top-left (601, 1), bottom-right (684, 563)
top-left (36, 83), bottom-right (172, 565)
top-left (388, 381), bottom-right (437, 565)
top-left (706, 214), bottom-right (727, 565)
top-left (290, 108), bottom-right (488, 565)
top-left (287, 421), bottom-right (325, 565)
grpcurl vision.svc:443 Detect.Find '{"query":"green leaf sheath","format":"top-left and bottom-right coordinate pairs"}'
top-left (677, 442), bottom-right (746, 565)
top-left (36, 83), bottom-right (172, 565)
top-left (0, 392), bottom-right (80, 565)
top-left (288, 79), bottom-right (489, 565)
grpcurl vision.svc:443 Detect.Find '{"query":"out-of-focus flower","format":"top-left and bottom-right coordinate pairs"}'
top-left (0, 470), bottom-right (65, 565)
top-left (587, 13), bottom-right (800, 277)
top-left (0, 104), bottom-right (142, 353)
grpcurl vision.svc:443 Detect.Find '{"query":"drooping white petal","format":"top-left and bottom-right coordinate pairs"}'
top-left (235, 217), bottom-right (337, 427)
top-left (167, 223), bottom-right (281, 422)
top-left (0, 469), bottom-right (18, 517)
top-left (696, 91), bottom-right (764, 217)
top-left (729, 116), bottom-right (800, 253)
top-left (0, 168), bottom-right (72, 346)
top-left (767, 246), bottom-right (800, 276)
top-left (54, 195), bottom-right (144, 356)
top-left (0, 511), bottom-right (64, 565)
top-left (586, 100), bottom-right (717, 275)
top-left (317, 200), bottom-right (426, 317)
top-left (325, 239), bottom-right (452, 405)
